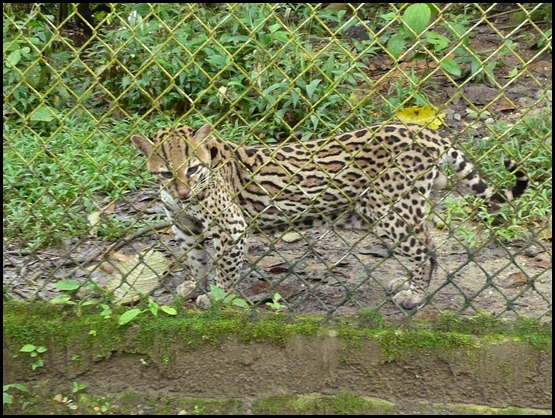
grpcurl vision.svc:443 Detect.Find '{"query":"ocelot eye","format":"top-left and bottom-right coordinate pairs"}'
top-left (187, 166), bottom-right (200, 177)
top-left (158, 171), bottom-right (173, 180)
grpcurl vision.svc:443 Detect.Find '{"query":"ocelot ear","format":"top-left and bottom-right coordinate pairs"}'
top-left (194, 124), bottom-right (212, 141)
top-left (131, 134), bottom-right (155, 157)
top-left (194, 124), bottom-right (221, 167)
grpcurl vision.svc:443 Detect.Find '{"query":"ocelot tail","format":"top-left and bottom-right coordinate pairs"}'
top-left (131, 123), bottom-right (528, 309)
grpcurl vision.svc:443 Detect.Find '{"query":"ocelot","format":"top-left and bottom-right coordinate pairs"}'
top-left (131, 123), bottom-right (528, 309)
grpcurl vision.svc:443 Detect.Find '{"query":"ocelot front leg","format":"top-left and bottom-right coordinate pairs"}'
top-left (199, 198), bottom-right (248, 306)
top-left (172, 223), bottom-right (213, 299)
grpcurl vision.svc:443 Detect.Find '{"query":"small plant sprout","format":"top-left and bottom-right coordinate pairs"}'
top-left (209, 284), bottom-right (250, 309)
top-left (266, 293), bottom-right (285, 313)
top-left (117, 297), bottom-right (178, 326)
top-left (3, 383), bottom-right (30, 405)
top-left (19, 344), bottom-right (47, 370)
top-left (72, 381), bottom-right (87, 394)
top-left (51, 279), bottom-right (112, 318)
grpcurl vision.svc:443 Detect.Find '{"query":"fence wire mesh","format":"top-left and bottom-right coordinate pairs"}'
top-left (3, 3), bottom-right (552, 321)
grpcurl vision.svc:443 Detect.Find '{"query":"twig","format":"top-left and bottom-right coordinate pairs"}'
top-left (64, 221), bottom-right (173, 267)
top-left (4, 221), bottom-right (173, 268)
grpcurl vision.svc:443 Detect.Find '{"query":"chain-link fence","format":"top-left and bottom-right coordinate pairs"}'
top-left (3, 3), bottom-right (552, 321)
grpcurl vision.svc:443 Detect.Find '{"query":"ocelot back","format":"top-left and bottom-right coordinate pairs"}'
top-left (131, 123), bottom-right (528, 309)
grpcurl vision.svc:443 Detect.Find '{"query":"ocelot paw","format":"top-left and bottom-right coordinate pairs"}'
top-left (386, 277), bottom-right (411, 294)
top-left (387, 277), bottom-right (425, 310)
top-left (176, 280), bottom-right (199, 299)
top-left (196, 293), bottom-right (214, 309)
top-left (391, 290), bottom-right (425, 310)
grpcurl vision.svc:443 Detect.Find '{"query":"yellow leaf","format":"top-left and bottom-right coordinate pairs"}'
top-left (87, 211), bottom-right (102, 237)
top-left (395, 105), bottom-right (445, 129)
top-left (105, 249), bottom-right (168, 304)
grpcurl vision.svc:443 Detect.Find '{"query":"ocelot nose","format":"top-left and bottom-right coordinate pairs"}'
top-left (177, 185), bottom-right (190, 199)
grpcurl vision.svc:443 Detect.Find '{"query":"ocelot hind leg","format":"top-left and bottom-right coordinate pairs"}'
top-left (386, 219), bottom-right (436, 310)
top-left (360, 189), bottom-right (436, 310)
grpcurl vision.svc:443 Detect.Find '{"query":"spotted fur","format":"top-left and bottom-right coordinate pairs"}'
top-left (131, 123), bottom-right (528, 309)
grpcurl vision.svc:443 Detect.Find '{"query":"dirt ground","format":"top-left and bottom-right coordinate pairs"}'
top-left (3, 184), bottom-right (552, 321)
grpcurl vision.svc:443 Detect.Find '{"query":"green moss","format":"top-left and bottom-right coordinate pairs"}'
top-left (5, 390), bottom-right (551, 415)
top-left (252, 393), bottom-right (394, 415)
top-left (3, 390), bottom-right (246, 415)
top-left (3, 301), bottom-right (551, 366)
top-left (442, 402), bottom-right (553, 415)
top-left (432, 311), bottom-right (552, 352)
top-left (376, 329), bottom-right (477, 361)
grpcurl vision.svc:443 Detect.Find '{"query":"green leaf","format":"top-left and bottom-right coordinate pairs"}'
top-left (29, 105), bottom-right (56, 122)
top-left (148, 298), bottom-right (159, 316)
top-left (305, 79), bottom-right (321, 100)
top-left (426, 31), bottom-right (449, 51)
top-left (72, 381), bottom-right (87, 393)
top-left (269, 23), bottom-right (281, 33)
top-left (6, 49), bottom-right (21, 67)
top-left (209, 284), bottom-right (226, 301)
top-left (160, 305), bottom-right (177, 315)
top-left (36, 346), bottom-right (47, 354)
top-left (19, 344), bottom-right (37, 353)
top-left (223, 293), bottom-right (236, 304)
top-left (232, 298), bottom-right (250, 309)
top-left (441, 58), bottom-right (462, 77)
top-left (4, 392), bottom-right (13, 405)
top-left (402, 3), bottom-right (432, 37)
top-left (310, 114), bottom-right (319, 130)
top-left (50, 294), bottom-right (76, 305)
top-left (387, 34), bottom-right (406, 59)
top-left (207, 54), bottom-right (229, 68)
top-left (272, 31), bottom-right (289, 44)
top-left (54, 279), bottom-right (81, 291)
top-left (100, 304), bottom-right (113, 318)
top-left (118, 308), bottom-right (143, 326)
top-left (3, 384), bottom-right (29, 393)
top-left (507, 67), bottom-right (519, 78)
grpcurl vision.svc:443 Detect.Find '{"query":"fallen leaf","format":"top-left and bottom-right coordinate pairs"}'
top-left (395, 105), bottom-right (446, 129)
top-left (413, 309), bottom-right (439, 321)
top-left (87, 211), bottom-right (102, 237)
top-left (269, 265), bottom-right (290, 274)
top-left (281, 232), bottom-right (304, 243)
top-left (499, 271), bottom-right (528, 288)
top-left (96, 261), bottom-right (116, 275)
top-left (532, 257), bottom-right (551, 270)
top-left (105, 249), bottom-right (168, 304)
top-left (359, 246), bottom-right (391, 258)
top-left (254, 255), bottom-right (288, 270)
top-left (109, 250), bottom-right (132, 262)
top-left (495, 98), bottom-right (516, 112)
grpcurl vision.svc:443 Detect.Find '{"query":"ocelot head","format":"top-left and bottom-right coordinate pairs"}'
top-left (131, 124), bottom-right (216, 200)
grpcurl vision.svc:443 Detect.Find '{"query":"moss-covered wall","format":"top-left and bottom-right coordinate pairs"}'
top-left (3, 301), bottom-right (552, 413)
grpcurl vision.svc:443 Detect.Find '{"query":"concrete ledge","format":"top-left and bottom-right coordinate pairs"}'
top-left (3, 302), bottom-right (552, 414)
